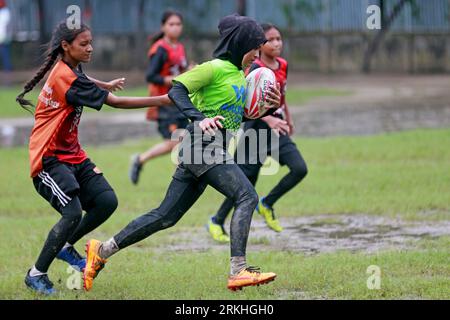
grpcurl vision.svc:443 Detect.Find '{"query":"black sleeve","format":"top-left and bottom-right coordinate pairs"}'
top-left (168, 82), bottom-right (206, 122)
top-left (146, 46), bottom-right (168, 85)
top-left (65, 74), bottom-right (109, 110)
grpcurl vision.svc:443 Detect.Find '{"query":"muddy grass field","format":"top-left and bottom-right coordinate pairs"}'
top-left (0, 129), bottom-right (449, 299)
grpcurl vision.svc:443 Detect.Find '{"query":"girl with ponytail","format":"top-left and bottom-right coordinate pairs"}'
top-left (18, 21), bottom-right (170, 295)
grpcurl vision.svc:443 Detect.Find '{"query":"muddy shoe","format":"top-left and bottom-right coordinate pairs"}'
top-left (227, 266), bottom-right (276, 291)
top-left (25, 271), bottom-right (56, 295)
top-left (83, 239), bottom-right (107, 291)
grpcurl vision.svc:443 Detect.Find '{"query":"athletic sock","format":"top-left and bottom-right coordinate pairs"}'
top-left (99, 237), bottom-right (119, 259)
top-left (29, 265), bottom-right (46, 277)
top-left (230, 256), bottom-right (247, 276)
top-left (261, 197), bottom-right (272, 209)
top-left (62, 242), bottom-right (73, 250)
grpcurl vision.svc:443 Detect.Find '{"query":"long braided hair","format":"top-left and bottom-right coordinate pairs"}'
top-left (16, 22), bottom-right (90, 113)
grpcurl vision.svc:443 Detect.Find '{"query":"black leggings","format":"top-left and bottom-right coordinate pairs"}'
top-left (214, 149), bottom-right (307, 226)
top-left (113, 163), bottom-right (258, 257)
top-left (35, 191), bottom-right (118, 272)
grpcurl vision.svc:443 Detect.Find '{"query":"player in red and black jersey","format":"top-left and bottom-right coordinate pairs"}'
top-left (207, 23), bottom-right (308, 241)
top-left (129, 10), bottom-right (191, 185)
top-left (16, 22), bottom-right (170, 295)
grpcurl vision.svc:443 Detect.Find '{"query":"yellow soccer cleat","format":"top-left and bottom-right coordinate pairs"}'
top-left (83, 239), bottom-right (107, 291)
top-left (227, 266), bottom-right (276, 291)
top-left (256, 197), bottom-right (283, 232)
top-left (206, 217), bottom-right (230, 243)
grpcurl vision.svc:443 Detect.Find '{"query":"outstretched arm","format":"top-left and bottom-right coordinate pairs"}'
top-left (105, 93), bottom-right (171, 109)
top-left (87, 76), bottom-right (126, 92)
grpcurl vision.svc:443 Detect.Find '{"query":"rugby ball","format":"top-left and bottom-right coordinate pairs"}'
top-left (244, 67), bottom-right (276, 119)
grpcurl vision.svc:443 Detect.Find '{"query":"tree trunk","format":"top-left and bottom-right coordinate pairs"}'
top-left (37, 0), bottom-right (48, 45)
top-left (362, 0), bottom-right (411, 73)
top-left (236, 0), bottom-right (246, 15)
top-left (135, 0), bottom-right (146, 70)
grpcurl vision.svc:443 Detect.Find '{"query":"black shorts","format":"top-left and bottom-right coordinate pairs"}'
top-left (157, 105), bottom-right (189, 139)
top-left (33, 157), bottom-right (114, 213)
top-left (236, 119), bottom-right (298, 166)
top-left (177, 123), bottom-right (235, 178)
top-left (157, 118), bottom-right (189, 139)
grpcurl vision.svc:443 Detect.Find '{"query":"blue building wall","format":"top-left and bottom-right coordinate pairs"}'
top-left (7, 0), bottom-right (450, 37)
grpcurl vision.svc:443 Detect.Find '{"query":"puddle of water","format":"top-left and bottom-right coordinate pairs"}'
top-left (159, 214), bottom-right (450, 254)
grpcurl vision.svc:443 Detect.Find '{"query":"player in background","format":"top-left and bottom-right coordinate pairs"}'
top-left (129, 10), bottom-right (190, 185)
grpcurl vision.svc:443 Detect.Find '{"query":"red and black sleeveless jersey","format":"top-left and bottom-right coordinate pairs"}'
top-left (246, 57), bottom-right (288, 118)
top-left (28, 60), bottom-right (108, 177)
top-left (147, 38), bottom-right (188, 96)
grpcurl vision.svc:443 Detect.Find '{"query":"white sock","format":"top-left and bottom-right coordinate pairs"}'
top-left (99, 238), bottom-right (119, 259)
top-left (62, 242), bottom-right (73, 250)
top-left (29, 265), bottom-right (46, 277)
top-left (230, 256), bottom-right (247, 276)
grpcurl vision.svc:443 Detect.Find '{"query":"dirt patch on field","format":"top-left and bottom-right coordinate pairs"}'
top-left (161, 214), bottom-right (450, 254)
top-left (290, 74), bottom-right (450, 136)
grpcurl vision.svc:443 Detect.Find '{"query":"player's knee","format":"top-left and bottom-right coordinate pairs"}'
top-left (97, 190), bottom-right (119, 215)
top-left (60, 212), bottom-right (82, 234)
top-left (237, 186), bottom-right (258, 210)
top-left (249, 189), bottom-right (259, 208)
top-left (66, 211), bottom-right (82, 226)
top-left (290, 161), bottom-right (308, 181)
top-left (62, 198), bottom-right (83, 224)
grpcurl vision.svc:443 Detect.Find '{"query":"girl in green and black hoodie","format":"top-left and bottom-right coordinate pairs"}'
top-left (84, 14), bottom-right (282, 292)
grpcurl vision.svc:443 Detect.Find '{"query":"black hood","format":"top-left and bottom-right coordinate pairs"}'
top-left (213, 14), bottom-right (266, 70)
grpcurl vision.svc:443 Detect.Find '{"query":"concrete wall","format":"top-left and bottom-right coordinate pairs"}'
top-left (285, 32), bottom-right (450, 73)
top-left (12, 32), bottom-right (450, 73)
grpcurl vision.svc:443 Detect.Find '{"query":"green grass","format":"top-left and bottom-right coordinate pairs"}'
top-left (0, 128), bottom-right (449, 299)
top-left (0, 225), bottom-right (448, 300)
top-left (285, 87), bottom-right (351, 105)
top-left (0, 86), bottom-right (350, 118)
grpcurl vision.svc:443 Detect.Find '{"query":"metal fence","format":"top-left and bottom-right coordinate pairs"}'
top-left (249, 0), bottom-right (450, 32)
top-left (6, 0), bottom-right (450, 40)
